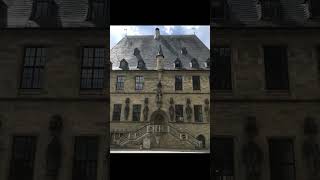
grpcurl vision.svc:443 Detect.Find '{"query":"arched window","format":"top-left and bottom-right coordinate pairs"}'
top-left (206, 58), bottom-right (210, 68)
top-left (133, 48), bottom-right (140, 56)
top-left (174, 58), bottom-right (182, 69)
top-left (119, 59), bottom-right (129, 70)
top-left (190, 58), bottom-right (200, 69)
top-left (196, 135), bottom-right (206, 148)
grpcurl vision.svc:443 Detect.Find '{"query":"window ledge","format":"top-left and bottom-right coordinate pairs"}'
top-left (18, 89), bottom-right (44, 95)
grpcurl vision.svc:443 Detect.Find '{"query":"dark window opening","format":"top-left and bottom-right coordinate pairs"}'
top-left (261, 0), bottom-right (281, 20)
top-left (175, 105), bottom-right (184, 122)
top-left (212, 138), bottom-right (234, 180)
top-left (80, 47), bottom-right (105, 90)
top-left (310, 0), bottom-right (320, 18)
top-left (175, 75), bottom-right (183, 91)
top-left (264, 46), bottom-right (289, 90)
top-left (192, 76), bottom-right (201, 90)
top-left (0, 1), bottom-right (7, 27)
top-left (132, 104), bottom-right (141, 122)
top-left (9, 136), bottom-right (37, 180)
top-left (112, 104), bottom-right (122, 121)
top-left (72, 136), bottom-right (98, 180)
top-left (191, 58), bottom-right (200, 68)
top-left (212, 0), bottom-right (228, 20)
top-left (119, 59), bottom-right (129, 70)
top-left (116, 75), bottom-right (124, 90)
top-left (174, 58), bottom-right (183, 69)
top-left (194, 105), bottom-right (203, 122)
top-left (87, 0), bottom-right (107, 25)
top-left (212, 47), bottom-right (232, 90)
top-left (21, 47), bottom-right (46, 89)
top-left (135, 76), bottom-right (144, 90)
top-left (269, 139), bottom-right (296, 180)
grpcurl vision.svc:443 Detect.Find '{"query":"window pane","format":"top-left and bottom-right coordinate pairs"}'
top-left (132, 104), bottom-right (141, 121)
top-left (112, 104), bottom-right (122, 121)
top-left (192, 76), bottom-right (201, 90)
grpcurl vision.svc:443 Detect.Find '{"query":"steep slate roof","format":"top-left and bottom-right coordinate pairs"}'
top-left (0, 0), bottom-right (108, 28)
top-left (211, 0), bottom-right (320, 28)
top-left (110, 34), bottom-right (210, 70)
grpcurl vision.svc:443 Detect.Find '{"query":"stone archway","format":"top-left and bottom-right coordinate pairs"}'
top-left (149, 109), bottom-right (169, 125)
top-left (197, 135), bottom-right (206, 148)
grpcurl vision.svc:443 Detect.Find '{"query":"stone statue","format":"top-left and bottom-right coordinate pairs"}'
top-left (242, 116), bottom-right (263, 180)
top-left (124, 98), bottom-right (130, 120)
top-left (46, 114), bottom-right (63, 178)
top-left (169, 98), bottom-right (175, 122)
top-left (185, 98), bottom-right (192, 122)
top-left (204, 99), bottom-right (209, 122)
top-left (143, 98), bottom-right (149, 121)
top-left (156, 81), bottom-right (163, 109)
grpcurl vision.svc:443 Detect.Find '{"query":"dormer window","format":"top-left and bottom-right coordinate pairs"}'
top-left (212, 0), bottom-right (228, 21)
top-left (30, 0), bottom-right (55, 20)
top-left (181, 47), bottom-right (188, 55)
top-left (190, 58), bottom-right (200, 69)
top-left (261, 0), bottom-right (281, 20)
top-left (205, 58), bottom-right (210, 68)
top-left (137, 59), bottom-right (146, 69)
top-left (309, 0), bottom-right (320, 18)
top-left (87, 0), bottom-right (107, 25)
top-left (174, 58), bottom-right (183, 69)
top-left (119, 59), bottom-right (129, 70)
top-left (133, 48), bottom-right (140, 56)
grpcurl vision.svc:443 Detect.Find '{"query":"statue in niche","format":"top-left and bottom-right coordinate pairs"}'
top-left (143, 98), bottom-right (149, 121)
top-left (46, 114), bottom-right (63, 178)
top-left (185, 98), bottom-right (192, 122)
top-left (204, 99), bottom-right (209, 122)
top-left (156, 81), bottom-right (163, 109)
top-left (303, 117), bottom-right (320, 179)
top-left (242, 116), bottom-right (263, 180)
top-left (169, 98), bottom-right (175, 122)
top-left (124, 98), bottom-right (130, 120)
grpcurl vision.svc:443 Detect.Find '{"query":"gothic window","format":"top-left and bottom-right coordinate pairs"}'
top-left (192, 76), bottom-right (201, 90)
top-left (194, 105), bottom-right (203, 122)
top-left (212, 0), bottom-right (228, 21)
top-left (30, 0), bottom-right (55, 20)
top-left (80, 47), bottom-right (105, 89)
top-left (212, 47), bottom-right (232, 90)
top-left (269, 139), bottom-right (296, 180)
top-left (190, 58), bottom-right (200, 68)
top-left (9, 136), bottom-right (37, 180)
top-left (174, 58), bottom-right (182, 69)
top-left (264, 46), bottom-right (289, 90)
top-left (112, 104), bottom-right (122, 121)
top-left (135, 76), bottom-right (144, 90)
top-left (87, 0), bottom-right (107, 24)
top-left (132, 104), bottom-right (141, 122)
top-left (212, 138), bottom-right (234, 180)
top-left (119, 59), bottom-right (129, 70)
top-left (116, 75), bottom-right (124, 90)
top-left (175, 75), bottom-right (183, 91)
top-left (309, 0), bottom-right (320, 18)
top-left (20, 47), bottom-right (46, 89)
top-left (72, 136), bottom-right (98, 180)
top-left (175, 105), bottom-right (184, 122)
top-left (261, 0), bottom-right (281, 20)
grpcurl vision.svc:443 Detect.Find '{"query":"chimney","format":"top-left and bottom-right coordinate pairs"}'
top-left (154, 28), bottom-right (160, 40)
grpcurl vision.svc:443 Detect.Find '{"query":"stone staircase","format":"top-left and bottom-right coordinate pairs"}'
top-left (117, 123), bottom-right (202, 148)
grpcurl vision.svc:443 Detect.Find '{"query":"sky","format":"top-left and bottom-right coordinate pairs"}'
top-left (110, 26), bottom-right (210, 49)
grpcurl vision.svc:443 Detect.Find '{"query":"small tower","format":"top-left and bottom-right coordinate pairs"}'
top-left (156, 45), bottom-right (164, 70)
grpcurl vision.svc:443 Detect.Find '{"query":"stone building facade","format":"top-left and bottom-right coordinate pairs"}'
top-left (110, 28), bottom-right (210, 150)
top-left (211, 0), bottom-right (320, 180)
top-left (0, 1), bottom-right (109, 180)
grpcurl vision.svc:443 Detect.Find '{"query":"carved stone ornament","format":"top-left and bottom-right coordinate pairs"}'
top-left (143, 98), bottom-right (149, 121)
top-left (185, 98), bottom-right (192, 122)
top-left (169, 97), bottom-right (175, 122)
top-left (124, 98), bottom-right (130, 120)
top-left (46, 114), bottom-right (63, 177)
